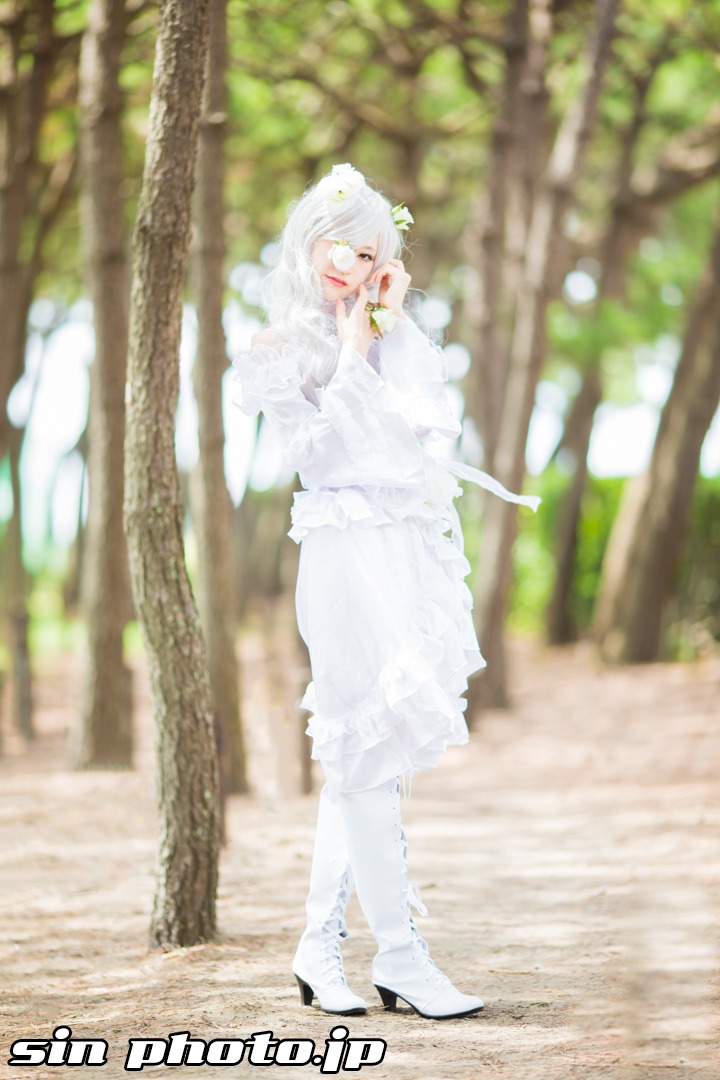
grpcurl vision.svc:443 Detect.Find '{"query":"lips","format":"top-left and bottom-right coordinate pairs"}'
top-left (326, 274), bottom-right (348, 287)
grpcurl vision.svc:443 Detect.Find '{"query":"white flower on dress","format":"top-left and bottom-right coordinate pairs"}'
top-left (317, 163), bottom-right (365, 204)
top-left (391, 203), bottom-right (414, 231)
top-left (425, 461), bottom-right (458, 512)
top-left (370, 306), bottom-right (397, 335)
top-left (330, 240), bottom-right (357, 272)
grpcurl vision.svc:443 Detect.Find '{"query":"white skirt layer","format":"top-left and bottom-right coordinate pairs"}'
top-left (295, 512), bottom-right (487, 797)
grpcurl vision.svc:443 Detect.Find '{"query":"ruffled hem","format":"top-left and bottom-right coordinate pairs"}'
top-left (297, 516), bottom-right (485, 795)
top-left (287, 469), bottom-right (460, 543)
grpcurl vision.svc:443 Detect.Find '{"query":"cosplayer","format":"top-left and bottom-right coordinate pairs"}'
top-left (231, 163), bottom-right (539, 1019)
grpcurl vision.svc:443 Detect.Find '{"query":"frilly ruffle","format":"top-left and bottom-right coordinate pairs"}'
top-left (230, 334), bottom-right (428, 492)
top-left (230, 340), bottom-right (312, 417)
top-left (298, 516), bottom-right (484, 797)
top-left (287, 464), bottom-right (461, 544)
top-left (230, 322), bottom-right (461, 455)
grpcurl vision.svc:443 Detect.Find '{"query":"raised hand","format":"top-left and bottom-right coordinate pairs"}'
top-left (368, 258), bottom-right (411, 315)
top-left (335, 284), bottom-right (374, 358)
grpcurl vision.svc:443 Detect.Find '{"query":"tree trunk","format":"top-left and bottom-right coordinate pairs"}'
top-left (546, 369), bottom-right (603, 644)
top-left (6, 424), bottom-right (33, 741)
top-left (1, 1), bottom-right (75, 741)
top-left (0, 0), bottom-right (56, 462)
top-left (123, 0), bottom-right (219, 948)
top-left (469, 0), bottom-right (619, 713)
top-left (594, 213), bottom-right (720, 663)
top-left (189, 0), bottom-right (249, 796)
top-left (501, 0), bottom-right (554, 381)
top-left (69, 0), bottom-right (134, 770)
top-left (463, 0), bottom-right (529, 467)
top-left (62, 427), bottom-right (89, 617)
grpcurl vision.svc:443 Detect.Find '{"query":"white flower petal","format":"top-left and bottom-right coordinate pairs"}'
top-left (391, 204), bottom-right (414, 231)
top-left (317, 164), bottom-right (365, 203)
top-left (330, 243), bottom-right (356, 272)
top-left (372, 307), bottom-right (397, 333)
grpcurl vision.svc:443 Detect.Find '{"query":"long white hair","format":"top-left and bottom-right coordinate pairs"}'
top-left (262, 167), bottom-right (405, 386)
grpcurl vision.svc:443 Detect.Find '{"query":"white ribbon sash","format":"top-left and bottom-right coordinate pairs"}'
top-left (439, 457), bottom-right (542, 513)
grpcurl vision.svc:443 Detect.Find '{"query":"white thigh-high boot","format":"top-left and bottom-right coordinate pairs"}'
top-left (292, 783), bottom-right (367, 1015)
top-left (337, 777), bottom-right (484, 1019)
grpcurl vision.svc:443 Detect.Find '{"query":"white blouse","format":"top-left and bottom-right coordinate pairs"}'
top-left (230, 313), bottom-right (539, 549)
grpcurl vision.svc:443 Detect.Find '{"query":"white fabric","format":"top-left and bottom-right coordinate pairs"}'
top-left (231, 311), bottom-right (539, 796)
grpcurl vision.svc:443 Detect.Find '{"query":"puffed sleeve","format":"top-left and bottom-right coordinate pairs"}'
top-left (377, 316), bottom-right (462, 444)
top-left (230, 338), bottom-right (427, 491)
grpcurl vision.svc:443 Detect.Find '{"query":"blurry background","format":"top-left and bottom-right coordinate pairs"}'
top-left (1, 0), bottom-right (720, 772)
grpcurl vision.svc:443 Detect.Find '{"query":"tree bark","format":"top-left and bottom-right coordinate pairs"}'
top-left (189, 0), bottom-right (249, 795)
top-left (469, 0), bottom-right (619, 713)
top-left (123, 0), bottom-right (219, 947)
top-left (594, 212), bottom-right (720, 663)
top-left (68, 0), bottom-right (134, 770)
top-left (545, 369), bottom-right (603, 644)
top-left (6, 424), bottom-right (33, 741)
top-left (0, 2), bottom-right (76, 741)
top-left (0, 0), bottom-right (56, 461)
top-left (463, 0), bottom-right (529, 467)
top-left (502, 0), bottom-right (554, 359)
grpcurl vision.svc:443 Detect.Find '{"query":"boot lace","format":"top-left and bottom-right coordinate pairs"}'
top-left (408, 885), bottom-right (453, 993)
top-left (317, 869), bottom-right (351, 987)
top-left (392, 780), bottom-right (453, 995)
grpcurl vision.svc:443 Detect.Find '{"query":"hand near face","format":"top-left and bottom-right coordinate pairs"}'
top-left (335, 285), bottom-right (375, 359)
top-left (368, 258), bottom-right (411, 316)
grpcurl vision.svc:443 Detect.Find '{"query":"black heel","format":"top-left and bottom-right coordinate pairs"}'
top-left (375, 985), bottom-right (398, 1011)
top-left (295, 974), bottom-right (314, 1006)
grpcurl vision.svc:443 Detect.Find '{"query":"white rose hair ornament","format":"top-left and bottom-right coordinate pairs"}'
top-left (391, 203), bottom-right (414, 231)
top-left (316, 162), bottom-right (365, 204)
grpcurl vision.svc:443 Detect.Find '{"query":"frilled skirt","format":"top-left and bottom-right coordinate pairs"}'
top-left (295, 513), bottom-right (486, 797)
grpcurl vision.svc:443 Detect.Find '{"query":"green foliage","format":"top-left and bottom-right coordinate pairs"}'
top-left (501, 468), bottom-right (720, 656)
top-left (505, 466), bottom-right (586, 635)
top-left (547, 176), bottom-right (720, 427)
top-left (571, 475), bottom-right (625, 629)
top-left (27, 576), bottom-right (86, 655)
top-left (54, 0), bottom-right (89, 36)
top-left (24, 0), bottom-right (720, 330)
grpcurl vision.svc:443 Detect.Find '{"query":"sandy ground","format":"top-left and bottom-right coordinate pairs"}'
top-left (0, 632), bottom-right (718, 1080)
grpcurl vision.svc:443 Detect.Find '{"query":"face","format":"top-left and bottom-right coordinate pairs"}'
top-left (311, 234), bottom-right (379, 301)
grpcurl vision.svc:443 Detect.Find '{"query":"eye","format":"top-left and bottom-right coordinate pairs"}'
top-left (359, 253), bottom-right (374, 262)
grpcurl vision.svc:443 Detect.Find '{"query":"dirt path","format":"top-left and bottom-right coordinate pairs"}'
top-left (1, 638), bottom-right (718, 1079)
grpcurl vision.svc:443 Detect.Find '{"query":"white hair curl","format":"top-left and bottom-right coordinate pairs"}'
top-left (261, 168), bottom-right (405, 386)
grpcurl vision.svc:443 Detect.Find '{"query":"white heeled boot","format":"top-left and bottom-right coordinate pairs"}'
top-left (338, 777), bottom-right (484, 1020)
top-left (293, 783), bottom-right (367, 1015)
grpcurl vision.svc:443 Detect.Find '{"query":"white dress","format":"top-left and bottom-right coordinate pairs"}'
top-left (231, 311), bottom-right (539, 798)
